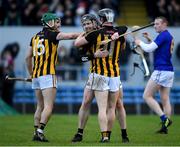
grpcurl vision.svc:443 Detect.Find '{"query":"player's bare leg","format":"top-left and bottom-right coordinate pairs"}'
top-left (115, 89), bottom-right (129, 142)
top-left (95, 90), bottom-right (109, 142)
top-left (143, 79), bottom-right (164, 116)
top-left (72, 88), bottom-right (94, 142)
top-left (40, 88), bottom-right (56, 124)
top-left (78, 88), bottom-right (94, 129)
top-left (32, 89), bottom-right (44, 141)
top-left (34, 90), bottom-right (44, 128)
top-left (35, 87), bottom-right (56, 142)
top-left (143, 79), bottom-right (172, 134)
top-left (159, 87), bottom-right (171, 117)
top-left (107, 91), bottom-right (118, 140)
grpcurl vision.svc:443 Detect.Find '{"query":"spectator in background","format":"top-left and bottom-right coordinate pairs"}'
top-left (49, 0), bottom-right (59, 12)
top-left (22, 0), bottom-right (38, 25)
top-left (0, 0), bottom-right (122, 26)
top-left (0, 0), bottom-right (6, 25)
top-left (0, 42), bottom-right (20, 107)
top-left (62, 0), bottom-right (76, 26)
top-left (156, 0), bottom-right (170, 22)
top-left (74, 4), bottom-right (86, 26)
top-left (62, 9), bottom-right (75, 26)
top-left (36, 0), bottom-right (49, 23)
top-left (145, 0), bottom-right (158, 22)
top-left (88, 3), bottom-right (100, 17)
top-left (54, 4), bottom-right (64, 18)
top-left (168, 0), bottom-right (180, 26)
top-left (3, 0), bottom-right (21, 25)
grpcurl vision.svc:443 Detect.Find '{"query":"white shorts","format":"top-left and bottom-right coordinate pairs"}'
top-left (32, 74), bottom-right (57, 90)
top-left (150, 70), bottom-right (174, 87)
top-left (85, 73), bottom-right (109, 91)
top-left (85, 73), bottom-right (122, 92)
top-left (109, 76), bottom-right (122, 92)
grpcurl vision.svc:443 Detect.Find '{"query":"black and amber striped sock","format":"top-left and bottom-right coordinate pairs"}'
top-left (101, 131), bottom-right (108, 139)
top-left (34, 125), bottom-right (38, 132)
top-left (107, 131), bottom-right (111, 140)
top-left (77, 128), bottom-right (83, 135)
top-left (39, 123), bottom-right (46, 130)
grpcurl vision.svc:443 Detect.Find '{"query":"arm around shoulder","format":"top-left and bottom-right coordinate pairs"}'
top-left (74, 33), bottom-right (88, 47)
top-left (56, 32), bottom-right (81, 40)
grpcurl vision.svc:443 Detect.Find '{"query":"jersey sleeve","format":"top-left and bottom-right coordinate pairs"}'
top-left (85, 30), bottom-right (99, 44)
top-left (49, 31), bottom-right (59, 42)
top-left (116, 26), bottom-right (128, 35)
top-left (117, 26), bottom-right (127, 43)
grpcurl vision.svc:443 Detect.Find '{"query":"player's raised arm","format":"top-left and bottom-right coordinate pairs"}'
top-left (56, 32), bottom-right (81, 40)
top-left (74, 34), bottom-right (89, 47)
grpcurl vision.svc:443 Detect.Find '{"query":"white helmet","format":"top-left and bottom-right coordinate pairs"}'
top-left (98, 8), bottom-right (114, 23)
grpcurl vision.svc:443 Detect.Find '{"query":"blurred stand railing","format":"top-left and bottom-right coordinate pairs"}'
top-left (13, 85), bottom-right (180, 114)
top-left (56, 65), bottom-right (87, 81)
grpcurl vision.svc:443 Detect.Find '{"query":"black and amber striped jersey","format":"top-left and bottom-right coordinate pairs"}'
top-left (85, 25), bottom-right (127, 77)
top-left (30, 28), bottom-right (59, 78)
top-left (77, 44), bottom-right (94, 62)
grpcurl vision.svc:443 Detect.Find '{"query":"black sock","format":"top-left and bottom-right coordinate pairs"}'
top-left (77, 128), bottom-right (83, 135)
top-left (40, 123), bottom-right (46, 130)
top-left (121, 129), bottom-right (127, 138)
top-left (107, 131), bottom-right (111, 140)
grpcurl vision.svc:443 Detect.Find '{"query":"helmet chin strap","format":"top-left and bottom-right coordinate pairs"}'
top-left (45, 20), bottom-right (55, 29)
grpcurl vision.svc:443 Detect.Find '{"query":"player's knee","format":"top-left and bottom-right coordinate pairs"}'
top-left (98, 111), bottom-right (106, 121)
top-left (161, 96), bottom-right (170, 104)
top-left (143, 91), bottom-right (150, 100)
top-left (82, 100), bottom-right (91, 110)
top-left (44, 105), bottom-right (53, 114)
top-left (82, 95), bottom-right (92, 106)
top-left (116, 99), bottom-right (123, 109)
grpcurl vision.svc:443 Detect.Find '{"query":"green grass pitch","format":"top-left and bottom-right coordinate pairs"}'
top-left (0, 114), bottom-right (180, 146)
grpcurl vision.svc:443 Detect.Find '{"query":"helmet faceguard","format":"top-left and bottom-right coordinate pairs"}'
top-left (41, 12), bottom-right (60, 28)
top-left (98, 8), bottom-right (114, 24)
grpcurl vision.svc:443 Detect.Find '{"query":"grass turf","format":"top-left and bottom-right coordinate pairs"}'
top-left (0, 114), bottom-right (179, 146)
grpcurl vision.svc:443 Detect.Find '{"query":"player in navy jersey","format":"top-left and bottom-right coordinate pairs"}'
top-left (134, 16), bottom-right (174, 134)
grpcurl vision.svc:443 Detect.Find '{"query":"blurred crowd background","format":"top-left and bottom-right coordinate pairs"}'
top-left (0, 0), bottom-right (180, 26)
